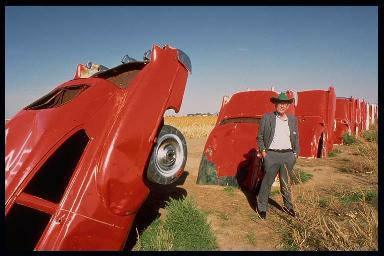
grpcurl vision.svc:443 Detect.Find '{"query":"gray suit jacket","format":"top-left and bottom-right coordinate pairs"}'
top-left (257, 112), bottom-right (300, 155)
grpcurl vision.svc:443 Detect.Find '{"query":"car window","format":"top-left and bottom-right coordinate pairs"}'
top-left (220, 117), bottom-right (261, 125)
top-left (24, 84), bottom-right (89, 110)
top-left (93, 62), bottom-right (146, 89)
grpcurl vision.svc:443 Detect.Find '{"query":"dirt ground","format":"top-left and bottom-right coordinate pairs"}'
top-left (125, 136), bottom-right (377, 250)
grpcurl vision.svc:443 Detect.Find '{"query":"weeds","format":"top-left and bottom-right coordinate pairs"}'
top-left (223, 186), bottom-right (236, 196)
top-left (245, 232), bottom-right (257, 246)
top-left (363, 130), bottom-right (377, 142)
top-left (134, 219), bottom-right (174, 251)
top-left (290, 169), bottom-right (313, 184)
top-left (318, 197), bottom-right (329, 208)
top-left (340, 190), bottom-right (377, 205)
top-left (276, 185), bottom-right (378, 251)
top-left (281, 231), bottom-right (299, 251)
top-left (270, 190), bottom-right (280, 197)
top-left (164, 196), bottom-right (218, 250)
top-left (218, 212), bottom-right (230, 221)
top-left (338, 138), bottom-right (377, 175)
top-left (249, 213), bottom-right (260, 223)
top-left (342, 133), bottom-right (357, 145)
top-left (134, 196), bottom-right (218, 251)
top-left (328, 148), bottom-right (341, 157)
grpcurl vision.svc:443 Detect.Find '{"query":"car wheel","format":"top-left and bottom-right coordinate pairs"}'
top-left (146, 125), bottom-right (187, 185)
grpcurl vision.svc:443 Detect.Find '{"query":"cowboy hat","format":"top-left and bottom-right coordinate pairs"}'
top-left (270, 92), bottom-right (294, 104)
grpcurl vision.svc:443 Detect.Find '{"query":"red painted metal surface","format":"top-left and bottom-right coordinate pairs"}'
top-left (295, 86), bottom-right (336, 158)
top-left (348, 97), bottom-right (356, 136)
top-left (333, 97), bottom-right (354, 144)
top-left (368, 104), bottom-right (373, 127)
top-left (215, 91), bottom-right (277, 178)
top-left (369, 103), bottom-right (377, 126)
top-left (360, 100), bottom-right (366, 133)
top-left (197, 90), bottom-right (296, 191)
top-left (74, 63), bottom-right (109, 79)
top-left (354, 99), bottom-right (362, 136)
top-left (15, 193), bottom-right (58, 215)
top-left (363, 100), bottom-right (370, 131)
top-left (5, 45), bottom-right (190, 250)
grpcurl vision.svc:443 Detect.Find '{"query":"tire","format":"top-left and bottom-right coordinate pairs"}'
top-left (146, 125), bottom-right (187, 185)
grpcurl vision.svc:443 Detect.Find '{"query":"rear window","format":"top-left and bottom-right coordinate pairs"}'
top-left (93, 62), bottom-right (146, 89)
top-left (24, 84), bottom-right (89, 110)
top-left (220, 117), bottom-right (261, 125)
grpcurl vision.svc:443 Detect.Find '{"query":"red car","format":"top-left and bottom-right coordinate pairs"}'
top-left (295, 86), bottom-right (336, 158)
top-left (5, 44), bottom-right (191, 250)
top-left (196, 89), bottom-right (296, 192)
top-left (333, 97), bottom-right (354, 144)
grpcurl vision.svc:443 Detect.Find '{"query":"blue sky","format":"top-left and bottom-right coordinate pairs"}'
top-left (5, 6), bottom-right (378, 118)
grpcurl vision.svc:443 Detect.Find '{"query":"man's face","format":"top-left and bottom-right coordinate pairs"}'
top-left (275, 102), bottom-right (290, 115)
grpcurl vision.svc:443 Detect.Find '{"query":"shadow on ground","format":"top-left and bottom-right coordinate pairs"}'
top-left (124, 171), bottom-right (189, 250)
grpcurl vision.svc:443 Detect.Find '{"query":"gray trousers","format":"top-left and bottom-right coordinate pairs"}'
top-left (257, 151), bottom-right (296, 212)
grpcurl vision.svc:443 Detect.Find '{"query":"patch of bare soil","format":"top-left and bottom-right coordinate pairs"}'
top-left (126, 138), bottom-right (377, 251)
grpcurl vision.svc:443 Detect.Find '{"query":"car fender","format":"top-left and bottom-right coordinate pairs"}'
top-left (95, 45), bottom-right (189, 215)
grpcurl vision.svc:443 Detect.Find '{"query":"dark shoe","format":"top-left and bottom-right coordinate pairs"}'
top-left (258, 211), bottom-right (266, 219)
top-left (282, 206), bottom-right (296, 217)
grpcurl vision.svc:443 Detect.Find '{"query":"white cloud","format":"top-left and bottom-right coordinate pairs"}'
top-left (235, 47), bottom-right (249, 52)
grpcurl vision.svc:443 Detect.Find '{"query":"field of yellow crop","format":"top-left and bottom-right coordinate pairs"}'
top-left (164, 115), bottom-right (217, 139)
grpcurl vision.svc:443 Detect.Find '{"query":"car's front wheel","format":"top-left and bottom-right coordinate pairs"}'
top-left (146, 125), bottom-right (187, 185)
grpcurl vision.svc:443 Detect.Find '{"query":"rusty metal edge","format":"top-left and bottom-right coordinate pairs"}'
top-left (196, 153), bottom-right (239, 187)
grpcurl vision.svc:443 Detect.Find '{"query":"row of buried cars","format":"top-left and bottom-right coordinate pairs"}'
top-left (5, 44), bottom-right (378, 251)
top-left (196, 87), bottom-right (378, 191)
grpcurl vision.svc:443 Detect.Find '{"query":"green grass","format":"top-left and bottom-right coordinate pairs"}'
top-left (363, 129), bottom-right (377, 142)
top-left (318, 197), bottom-right (329, 208)
top-left (223, 186), bottom-right (236, 196)
top-left (365, 191), bottom-right (378, 202)
top-left (134, 219), bottom-right (174, 251)
top-left (249, 213), bottom-right (260, 222)
top-left (277, 186), bottom-right (378, 251)
top-left (245, 232), bottom-right (257, 246)
top-left (270, 190), bottom-right (280, 197)
top-left (281, 231), bottom-right (299, 251)
top-left (135, 196), bottom-right (218, 251)
top-left (342, 133), bottom-right (357, 145)
top-left (338, 167), bottom-right (349, 173)
top-left (218, 212), bottom-right (230, 221)
top-left (291, 169), bottom-right (313, 184)
top-left (340, 190), bottom-right (377, 205)
top-left (328, 148), bottom-right (341, 157)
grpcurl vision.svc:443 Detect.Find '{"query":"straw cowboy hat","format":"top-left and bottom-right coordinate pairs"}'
top-left (270, 92), bottom-right (294, 104)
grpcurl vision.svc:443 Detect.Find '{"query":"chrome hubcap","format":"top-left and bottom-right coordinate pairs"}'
top-left (155, 135), bottom-right (183, 176)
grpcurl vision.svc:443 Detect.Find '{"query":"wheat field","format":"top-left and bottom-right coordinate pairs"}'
top-left (164, 116), bottom-right (217, 139)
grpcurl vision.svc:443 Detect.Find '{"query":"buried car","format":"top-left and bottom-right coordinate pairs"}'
top-left (5, 44), bottom-right (191, 250)
top-left (333, 97), bottom-right (355, 145)
top-left (295, 86), bottom-right (336, 158)
top-left (196, 89), bottom-right (296, 192)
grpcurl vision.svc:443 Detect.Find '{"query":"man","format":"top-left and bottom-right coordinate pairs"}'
top-left (257, 92), bottom-right (300, 219)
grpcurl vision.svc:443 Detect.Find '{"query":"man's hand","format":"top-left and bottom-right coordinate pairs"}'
top-left (261, 151), bottom-right (267, 158)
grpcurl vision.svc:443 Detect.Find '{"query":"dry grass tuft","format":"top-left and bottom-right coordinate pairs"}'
top-left (349, 140), bottom-right (378, 175)
top-left (164, 116), bottom-right (217, 139)
top-left (338, 127), bottom-right (378, 177)
top-left (277, 184), bottom-right (378, 251)
top-left (277, 126), bottom-right (378, 251)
